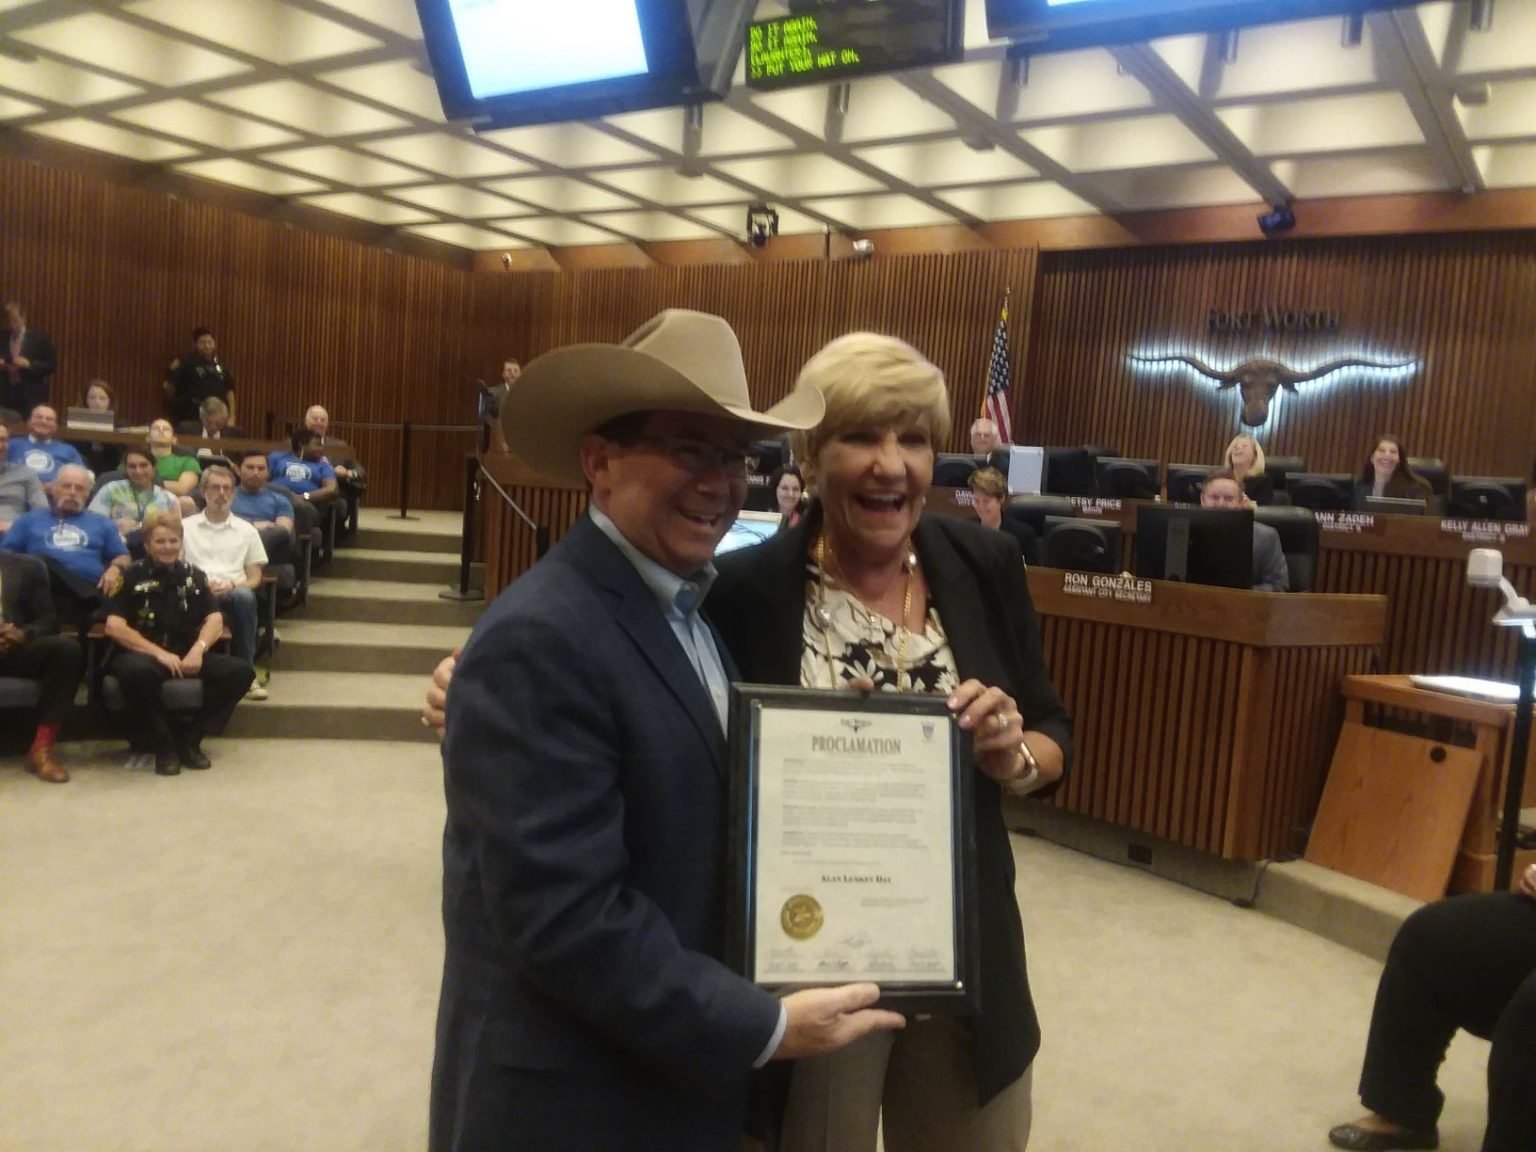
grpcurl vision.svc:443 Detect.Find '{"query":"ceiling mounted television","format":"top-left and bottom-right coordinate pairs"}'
top-left (415, 0), bottom-right (751, 129)
top-left (986, 0), bottom-right (1423, 50)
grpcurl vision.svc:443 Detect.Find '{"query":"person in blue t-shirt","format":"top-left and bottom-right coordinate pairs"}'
top-left (0, 463), bottom-right (129, 623)
top-left (6, 405), bottom-right (84, 492)
top-left (232, 449), bottom-right (296, 567)
top-left (268, 429), bottom-right (339, 505)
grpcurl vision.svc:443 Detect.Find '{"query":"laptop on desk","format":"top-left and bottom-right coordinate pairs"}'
top-left (66, 407), bottom-right (113, 432)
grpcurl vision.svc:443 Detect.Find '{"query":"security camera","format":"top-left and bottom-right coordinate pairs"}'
top-left (850, 238), bottom-right (874, 260)
top-left (1257, 205), bottom-right (1296, 238)
top-left (500, 253), bottom-right (512, 269)
top-left (746, 204), bottom-right (779, 249)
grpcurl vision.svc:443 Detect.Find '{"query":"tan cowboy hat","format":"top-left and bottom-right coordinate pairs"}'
top-left (503, 309), bottom-right (824, 485)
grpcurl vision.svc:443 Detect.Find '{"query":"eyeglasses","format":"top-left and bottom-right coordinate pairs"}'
top-left (633, 435), bottom-right (751, 476)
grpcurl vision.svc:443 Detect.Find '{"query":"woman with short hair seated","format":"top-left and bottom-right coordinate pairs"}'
top-left (103, 507), bottom-right (254, 775)
top-left (1354, 434), bottom-right (1431, 508)
top-left (1223, 433), bottom-right (1274, 504)
top-left (968, 466), bottom-right (1037, 564)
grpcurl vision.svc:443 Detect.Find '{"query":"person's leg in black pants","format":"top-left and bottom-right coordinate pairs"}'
top-left (1483, 969), bottom-right (1536, 1152)
top-left (106, 650), bottom-right (178, 772)
top-left (175, 652), bottom-right (254, 767)
top-left (0, 635), bottom-right (84, 782)
top-left (1333, 893), bottom-right (1536, 1147)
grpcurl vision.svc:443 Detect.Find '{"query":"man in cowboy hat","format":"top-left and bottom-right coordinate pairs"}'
top-left (429, 310), bottom-right (904, 1152)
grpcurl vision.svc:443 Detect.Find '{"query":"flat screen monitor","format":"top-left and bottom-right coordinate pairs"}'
top-left (1134, 505), bottom-right (1253, 590)
top-left (415, 0), bottom-right (749, 128)
top-left (715, 509), bottom-right (780, 555)
top-left (66, 406), bottom-right (114, 432)
top-left (1448, 477), bottom-right (1527, 523)
top-left (1043, 446), bottom-right (1096, 497)
top-left (1164, 464), bottom-right (1212, 506)
top-left (1363, 495), bottom-right (1428, 517)
top-left (1005, 446), bottom-right (1045, 495)
top-left (986, 0), bottom-right (1422, 50)
top-left (1094, 457), bottom-right (1159, 501)
top-left (1285, 473), bottom-right (1354, 513)
top-left (1041, 516), bottom-right (1121, 574)
top-left (1264, 456), bottom-right (1308, 491)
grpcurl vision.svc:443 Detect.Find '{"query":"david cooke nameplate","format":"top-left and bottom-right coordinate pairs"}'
top-left (726, 685), bottom-right (979, 1014)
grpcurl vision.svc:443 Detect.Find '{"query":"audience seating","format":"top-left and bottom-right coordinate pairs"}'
top-left (1253, 506), bottom-right (1321, 592)
top-left (0, 677), bottom-right (43, 711)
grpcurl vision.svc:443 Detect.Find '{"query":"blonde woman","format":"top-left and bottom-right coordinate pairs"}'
top-left (1223, 433), bottom-right (1273, 504)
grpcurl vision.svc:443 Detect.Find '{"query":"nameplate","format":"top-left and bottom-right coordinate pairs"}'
top-left (1066, 496), bottom-right (1123, 516)
top-left (1314, 512), bottom-right (1384, 535)
top-left (1061, 571), bottom-right (1153, 605)
top-left (1439, 519), bottom-right (1531, 545)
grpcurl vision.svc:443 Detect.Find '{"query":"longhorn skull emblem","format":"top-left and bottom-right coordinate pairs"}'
top-left (1130, 353), bottom-right (1416, 426)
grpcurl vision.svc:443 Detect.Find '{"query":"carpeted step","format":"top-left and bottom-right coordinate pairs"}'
top-left (272, 621), bottom-right (469, 676)
top-left (325, 549), bottom-right (476, 586)
top-left (225, 672), bottom-right (438, 742)
top-left (298, 580), bottom-right (484, 627)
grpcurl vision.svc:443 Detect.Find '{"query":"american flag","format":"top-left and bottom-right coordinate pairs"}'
top-left (982, 291), bottom-right (1014, 443)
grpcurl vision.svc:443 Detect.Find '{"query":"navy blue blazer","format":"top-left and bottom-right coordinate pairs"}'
top-left (710, 509), bottom-right (1073, 1106)
top-left (430, 515), bottom-right (782, 1152)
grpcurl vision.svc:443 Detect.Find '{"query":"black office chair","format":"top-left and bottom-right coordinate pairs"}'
top-left (1002, 495), bottom-right (1076, 538)
top-left (1083, 444), bottom-right (1120, 461)
top-left (1265, 456), bottom-right (1307, 494)
top-left (1253, 506), bottom-right (1319, 592)
top-left (933, 457), bottom-right (980, 488)
top-left (0, 555), bottom-right (49, 713)
top-left (1286, 475), bottom-right (1353, 513)
top-left (1041, 519), bottom-right (1121, 574)
top-left (1098, 461), bottom-right (1159, 500)
top-left (1407, 457), bottom-right (1449, 497)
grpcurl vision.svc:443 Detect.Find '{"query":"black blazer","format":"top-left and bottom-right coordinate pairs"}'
top-left (0, 551), bottom-right (57, 640)
top-left (1, 328), bottom-right (56, 414)
top-left (710, 508), bottom-right (1074, 1105)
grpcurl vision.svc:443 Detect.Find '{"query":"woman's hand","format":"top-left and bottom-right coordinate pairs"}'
top-left (182, 644), bottom-right (204, 676)
top-left (1519, 863), bottom-right (1536, 900)
top-left (947, 679), bottom-right (1032, 783)
top-left (155, 649), bottom-right (184, 678)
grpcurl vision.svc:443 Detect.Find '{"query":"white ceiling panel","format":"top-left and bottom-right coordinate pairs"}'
top-left (591, 167), bottom-right (748, 205)
top-left (0, 93), bottom-right (43, 119)
top-left (578, 211), bottom-right (721, 242)
top-left (479, 123), bottom-right (658, 169)
top-left (318, 61), bottom-right (448, 121)
top-left (298, 192), bottom-right (435, 225)
top-left (747, 84), bottom-right (840, 139)
top-left (207, 80), bottom-right (408, 136)
top-left (606, 104), bottom-right (795, 157)
top-left (798, 194), bottom-right (963, 230)
top-left (389, 184), bottom-right (525, 219)
top-left (1433, 2), bottom-right (1536, 76)
top-left (112, 99), bottom-right (302, 150)
top-left (407, 222), bottom-right (531, 249)
top-left (1476, 143), bottom-right (1536, 189)
top-left (1270, 148), bottom-right (1453, 198)
top-left (936, 182), bottom-right (1099, 220)
top-left (497, 217), bottom-right (632, 247)
top-left (1456, 79), bottom-right (1536, 144)
top-left (10, 13), bottom-right (249, 87)
top-left (128, 0), bottom-right (383, 66)
top-left (1022, 115), bottom-right (1216, 173)
top-left (1084, 165), bottom-right (1262, 211)
top-left (360, 133), bottom-right (531, 178)
top-left (262, 145), bottom-right (426, 185)
top-left (838, 77), bottom-right (958, 143)
top-left (311, 0), bottom-right (424, 40)
top-left (26, 119), bottom-right (196, 162)
top-left (852, 138), bottom-right (1037, 187)
top-left (934, 52), bottom-right (1156, 125)
top-left (1218, 92), bottom-right (1424, 157)
top-left (714, 155), bottom-right (885, 197)
top-left (481, 177), bottom-right (638, 213)
top-left (0, 55), bottom-right (142, 106)
top-left (1199, 16), bottom-right (1387, 100)
top-left (176, 157), bottom-right (328, 196)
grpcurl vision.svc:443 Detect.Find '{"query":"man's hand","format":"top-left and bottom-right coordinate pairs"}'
top-left (335, 465), bottom-right (351, 479)
top-left (773, 984), bottom-right (905, 1060)
top-left (115, 517), bottom-right (138, 538)
top-left (208, 578), bottom-right (233, 597)
top-left (98, 566), bottom-right (124, 595)
top-left (155, 649), bottom-right (184, 677)
top-left (423, 648), bottom-right (461, 736)
top-left (1519, 863), bottom-right (1536, 900)
top-left (252, 519), bottom-right (274, 530)
top-left (12, 355), bottom-right (29, 369)
top-left (0, 623), bottom-right (25, 650)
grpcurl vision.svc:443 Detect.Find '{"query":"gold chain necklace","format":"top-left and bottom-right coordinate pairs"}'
top-left (813, 534), bottom-right (918, 691)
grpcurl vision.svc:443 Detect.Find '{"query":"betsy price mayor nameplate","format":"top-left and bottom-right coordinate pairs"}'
top-left (726, 685), bottom-right (978, 1014)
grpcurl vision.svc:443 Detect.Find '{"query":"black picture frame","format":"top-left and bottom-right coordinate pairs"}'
top-left (726, 683), bottom-right (979, 1015)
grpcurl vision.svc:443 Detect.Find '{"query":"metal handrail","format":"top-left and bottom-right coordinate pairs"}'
top-left (442, 455), bottom-right (549, 601)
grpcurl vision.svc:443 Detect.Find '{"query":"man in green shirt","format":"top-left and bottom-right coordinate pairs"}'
top-left (147, 418), bottom-right (201, 515)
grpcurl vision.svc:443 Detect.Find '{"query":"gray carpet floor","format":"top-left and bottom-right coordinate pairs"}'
top-left (0, 739), bottom-right (1491, 1151)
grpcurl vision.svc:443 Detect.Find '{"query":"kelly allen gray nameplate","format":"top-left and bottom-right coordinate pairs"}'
top-left (726, 685), bottom-right (979, 1014)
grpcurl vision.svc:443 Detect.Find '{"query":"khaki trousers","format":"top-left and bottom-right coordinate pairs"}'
top-left (779, 1016), bottom-right (1032, 1152)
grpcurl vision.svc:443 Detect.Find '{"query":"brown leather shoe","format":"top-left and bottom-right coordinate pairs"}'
top-left (25, 745), bottom-right (69, 784)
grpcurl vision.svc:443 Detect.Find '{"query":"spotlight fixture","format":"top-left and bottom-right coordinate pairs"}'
top-left (1257, 204), bottom-right (1296, 238)
top-left (746, 204), bottom-right (779, 249)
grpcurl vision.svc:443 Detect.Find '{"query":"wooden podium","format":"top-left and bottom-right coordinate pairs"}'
top-left (1308, 675), bottom-right (1536, 897)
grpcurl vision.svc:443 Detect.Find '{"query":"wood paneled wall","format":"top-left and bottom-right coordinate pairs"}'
top-left (1024, 233), bottom-right (1536, 478)
top-left (0, 154), bottom-right (479, 511)
top-left (466, 249), bottom-right (1039, 453)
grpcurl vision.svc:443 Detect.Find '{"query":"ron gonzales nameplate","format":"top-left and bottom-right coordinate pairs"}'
top-left (727, 685), bottom-right (978, 1013)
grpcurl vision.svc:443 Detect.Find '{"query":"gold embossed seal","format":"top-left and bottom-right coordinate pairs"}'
top-left (780, 894), bottom-right (824, 941)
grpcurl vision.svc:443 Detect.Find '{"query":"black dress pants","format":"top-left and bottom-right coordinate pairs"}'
top-left (106, 650), bottom-right (253, 749)
top-left (1483, 969), bottom-right (1536, 1152)
top-left (1358, 892), bottom-right (1536, 1138)
top-left (0, 635), bottom-right (84, 725)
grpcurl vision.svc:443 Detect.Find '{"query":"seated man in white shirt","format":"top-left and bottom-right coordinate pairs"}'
top-left (180, 464), bottom-right (268, 700)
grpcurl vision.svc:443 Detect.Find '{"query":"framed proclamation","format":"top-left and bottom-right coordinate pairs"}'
top-left (726, 684), bottom-right (979, 1014)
